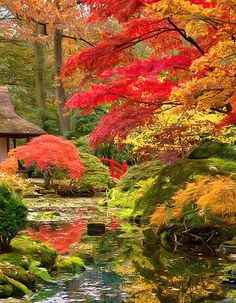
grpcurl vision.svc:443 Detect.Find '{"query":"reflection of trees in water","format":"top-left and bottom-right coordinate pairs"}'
top-left (109, 234), bottom-right (229, 303)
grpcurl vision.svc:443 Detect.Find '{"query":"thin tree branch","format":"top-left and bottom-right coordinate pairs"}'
top-left (167, 17), bottom-right (205, 55)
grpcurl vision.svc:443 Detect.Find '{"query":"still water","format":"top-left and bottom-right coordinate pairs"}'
top-left (25, 197), bottom-right (236, 303)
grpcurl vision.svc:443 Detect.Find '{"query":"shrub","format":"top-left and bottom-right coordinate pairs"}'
top-left (151, 175), bottom-right (236, 228)
top-left (15, 135), bottom-right (84, 189)
top-left (0, 173), bottom-right (36, 198)
top-left (135, 158), bottom-right (236, 220)
top-left (189, 140), bottom-right (236, 161)
top-left (77, 152), bottom-right (112, 190)
top-left (0, 184), bottom-right (28, 252)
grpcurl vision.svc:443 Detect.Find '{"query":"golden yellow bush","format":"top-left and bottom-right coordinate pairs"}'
top-left (173, 175), bottom-right (236, 225)
top-left (151, 206), bottom-right (169, 226)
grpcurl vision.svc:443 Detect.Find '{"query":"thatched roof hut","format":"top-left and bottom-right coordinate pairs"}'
top-left (0, 86), bottom-right (45, 162)
top-left (0, 86), bottom-right (45, 137)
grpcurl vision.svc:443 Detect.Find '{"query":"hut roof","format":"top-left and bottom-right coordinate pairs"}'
top-left (0, 86), bottom-right (46, 137)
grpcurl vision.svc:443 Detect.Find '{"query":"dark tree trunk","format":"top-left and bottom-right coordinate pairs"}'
top-left (0, 237), bottom-right (12, 252)
top-left (54, 29), bottom-right (71, 135)
top-left (34, 24), bottom-right (47, 128)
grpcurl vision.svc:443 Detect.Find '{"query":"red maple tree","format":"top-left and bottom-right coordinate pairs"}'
top-left (61, 0), bottom-right (236, 153)
top-left (15, 135), bottom-right (84, 187)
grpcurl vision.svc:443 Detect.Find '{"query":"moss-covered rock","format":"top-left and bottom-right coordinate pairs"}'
top-left (69, 243), bottom-right (96, 263)
top-left (135, 158), bottom-right (236, 220)
top-left (0, 236), bottom-right (58, 299)
top-left (57, 256), bottom-right (85, 274)
top-left (0, 252), bottom-right (30, 269)
top-left (11, 236), bottom-right (57, 269)
top-left (0, 261), bottom-right (34, 297)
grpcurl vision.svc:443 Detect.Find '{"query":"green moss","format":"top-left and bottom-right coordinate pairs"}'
top-left (11, 236), bottom-right (57, 269)
top-left (0, 262), bottom-right (35, 287)
top-left (33, 211), bottom-right (61, 221)
top-left (0, 252), bottom-right (30, 269)
top-left (5, 277), bottom-right (31, 296)
top-left (57, 256), bottom-right (85, 274)
top-left (119, 160), bottom-right (163, 191)
top-left (0, 284), bottom-right (13, 297)
top-left (135, 158), bottom-right (236, 220)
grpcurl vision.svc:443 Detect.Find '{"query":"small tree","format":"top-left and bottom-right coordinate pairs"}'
top-left (15, 135), bottom-right (85, 189)
top-left (0, 184), bottom-right (28, 252)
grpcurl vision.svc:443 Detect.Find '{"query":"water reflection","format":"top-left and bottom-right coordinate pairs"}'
top-left (32, 228), bottom-right (236, 303)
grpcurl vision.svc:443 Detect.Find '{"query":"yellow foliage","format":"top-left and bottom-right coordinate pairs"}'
top-left (151, 175), bottom-right (236, 226)
top-left (173, 175), bottom-right (236, 224)
top-left (146, 0), bottom-right (236, 128)
top-left (124, 107), bottom-right (232, 161)
top-left (151, 206), bottom-right (169, 226)
top-left (0, 173), bottom-right (36, 198)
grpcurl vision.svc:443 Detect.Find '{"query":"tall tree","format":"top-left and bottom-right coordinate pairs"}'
top-left (62, 0), bottom-right (236, 155)
top-left (34, 23), bottom-right (47, 126)
top-left (0, 0), bottom-right (90, 135)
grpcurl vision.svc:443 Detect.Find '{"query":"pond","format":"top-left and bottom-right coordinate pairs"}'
top-left (23, 197), bottom-right (236, 302)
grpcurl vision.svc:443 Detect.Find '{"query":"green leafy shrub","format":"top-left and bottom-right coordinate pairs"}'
top-left (0, 184), bottom-right (28, 252)
top-left (73, 135), bottom-right (93, 154)
top-left (76, 152), bottom-right (112, 191)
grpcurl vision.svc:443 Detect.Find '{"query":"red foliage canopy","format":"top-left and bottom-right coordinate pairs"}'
top-left (15, 135), bottom-right (84, 179)
top-left (62, 0), bottom-right (234, 149)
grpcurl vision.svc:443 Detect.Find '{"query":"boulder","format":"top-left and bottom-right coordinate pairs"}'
top-left (56, 256), bottom-right (85, 274)
top-left (87, 223), bottom-right (106, 236)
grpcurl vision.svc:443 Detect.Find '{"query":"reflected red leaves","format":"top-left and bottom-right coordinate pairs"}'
top-left (27, 219), bottom-right (86, 254)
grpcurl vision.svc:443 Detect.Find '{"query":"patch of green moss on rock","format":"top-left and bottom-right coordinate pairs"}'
top-left (0, 261), bottom-right (35, 297)
top-left (11, 236), bottom-right (57, 269)
top-left (0, 284), bottom-right (13, 297)
top-left (57, 256), bottom-right (85, 274)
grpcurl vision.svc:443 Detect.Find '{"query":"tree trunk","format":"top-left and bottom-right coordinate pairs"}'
top-left (44, 172), bottom-right (51, 190)
top-left (0, 237), bottom-right (11, 252)
top-left (54, 29), bottom-right (71, 135)
top-left (34, 24), bottom-right (47, 128)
